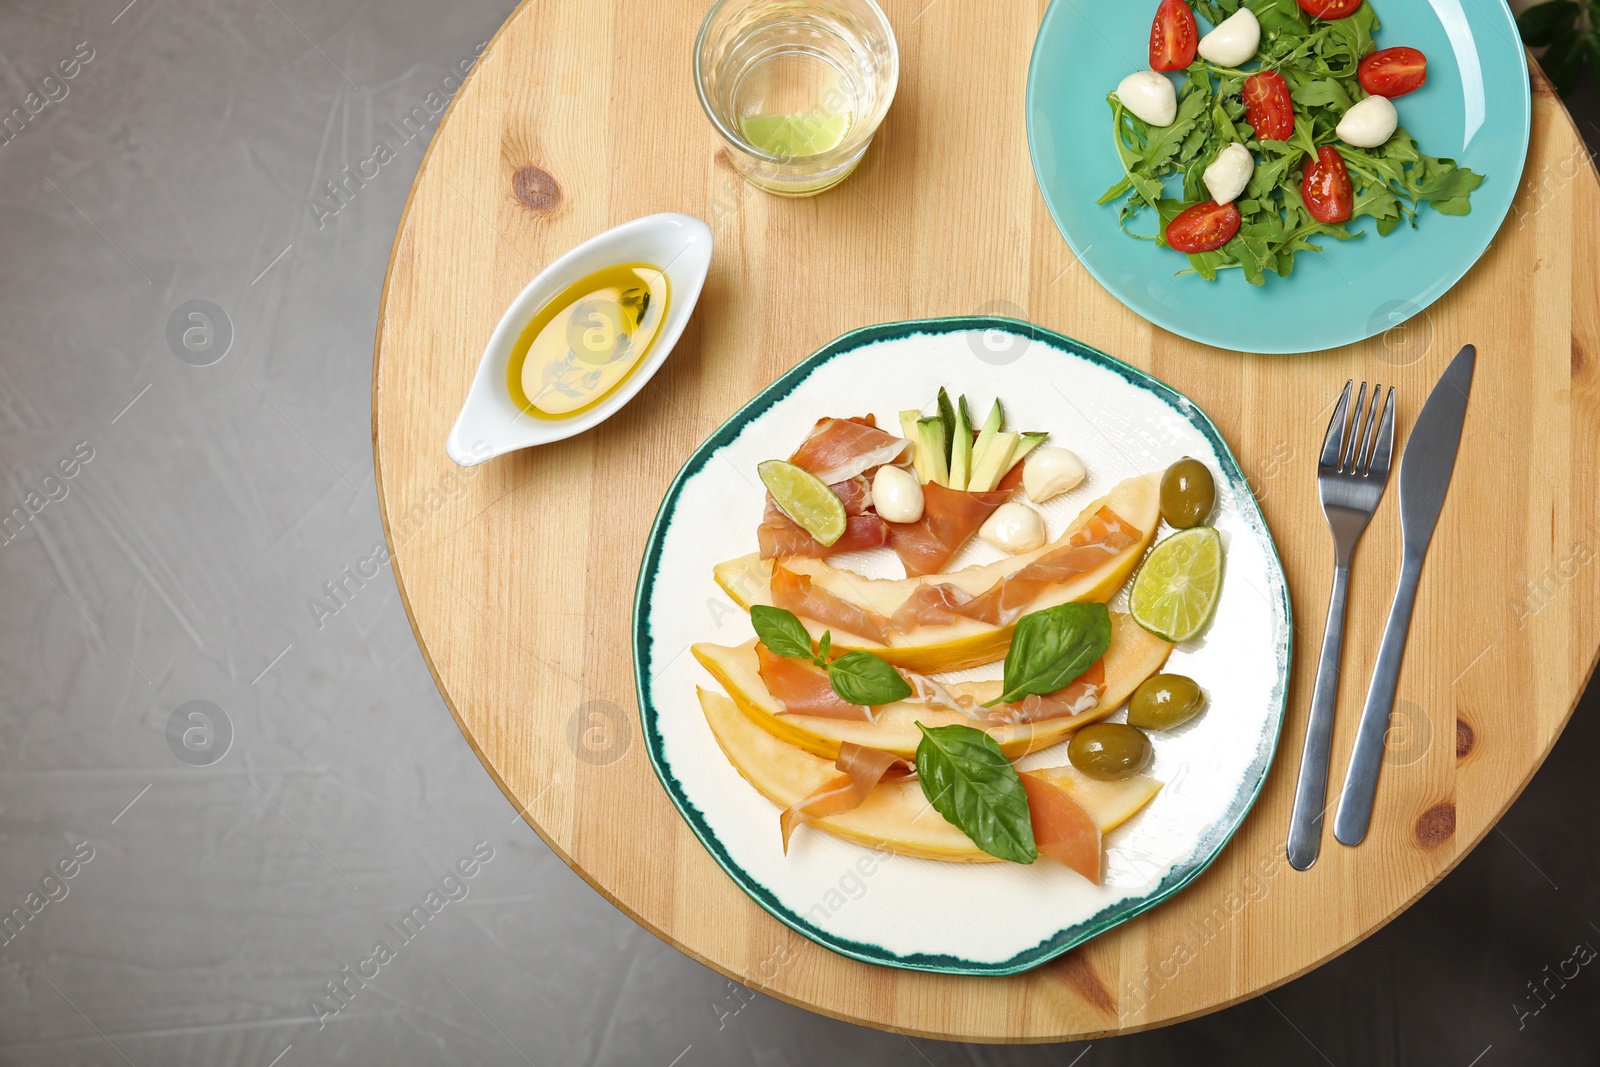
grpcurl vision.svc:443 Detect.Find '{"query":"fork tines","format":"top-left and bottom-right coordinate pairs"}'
top-left (1321, 380), bottom-right (1396, 479)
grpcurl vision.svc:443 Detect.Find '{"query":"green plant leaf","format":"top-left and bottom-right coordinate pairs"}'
top-left (826, 651), bottom-right (912, 707)
top-left (1518, 0), bottom-right (1580, 47)
top-left (750, 605), bottom-right (817, 661)
top-left (914, 723), bottom-right (1037, 864)
top-left (1541, 31), bottom-right (1589, 96)
top-left (984, 602), bottom-right (1112, 708)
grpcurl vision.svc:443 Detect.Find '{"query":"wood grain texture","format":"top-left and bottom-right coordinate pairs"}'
top-left (372, 0), bottom-right (1600, 1041)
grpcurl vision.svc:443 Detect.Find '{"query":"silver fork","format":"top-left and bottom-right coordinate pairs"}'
top-left (1286, 381), bottom-right (1396, 871)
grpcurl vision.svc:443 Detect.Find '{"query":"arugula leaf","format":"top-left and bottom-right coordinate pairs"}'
top-left (750, 604), bottom-right (816, 660)
top-left (1177, 121), bottom-right (1211, 165)
top-left (1283, 70), bottom-right (1353, 111)
top-left (1410, 161), bottom-right (1484, 213)
top-left (1224, 221), bottom-right (1275, 286)
top-left (827, 651), bottom-right (912, 707)
top-left (1351, 181), bottom-right (1401, 226)
top-left (1143, 88), bottom-right (1210, 173)
top-left (1101, 90), bottom-right (1207, 211)
top-left (983, 602), bottom-right (1111, 708)
top-left (1248, 0), bottom-right (1310, 39)
top-left (914, 723), bottom-right (1037, 864)
top-left (1247, 142), bottom-right (1307, 199)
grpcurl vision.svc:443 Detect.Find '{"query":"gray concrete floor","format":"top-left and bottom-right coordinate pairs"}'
top-left (1, 1), bottom-right (1596, 1064)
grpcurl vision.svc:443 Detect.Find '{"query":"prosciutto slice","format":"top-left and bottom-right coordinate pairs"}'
top-left (769, 563), bottom-right (895, 645)
top-left (755, 644), bottom-right (871, 720)
top-left (885, 482), bottom-right (1013, 577)
top-left (780, 742), bottom-right (912, 851)
top-left (890, 506), bottom-right (1141, 630)
top-left (757, 476), bottom-right (890, 559)
top-left (788, 416), bottom-right (908, 485)
top-left (986, 659), bottom-right (1105, 725)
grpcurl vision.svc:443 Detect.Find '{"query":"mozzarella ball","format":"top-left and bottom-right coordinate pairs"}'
top-left (1116, 71), bottom-right (1177, 127)
top-left (1023, 447), bottom-right (1087, 504)
top-left (1337, 95), bottom-right (1398, 148)
top-left (1203, 142), bottom-right (1255, 204)
top-left (871, 466), bottom-right (924, 523)
top-left (1197, 8), bottom-right (1260, 68)
top-left (979, 503), bottom-right (1047, 554)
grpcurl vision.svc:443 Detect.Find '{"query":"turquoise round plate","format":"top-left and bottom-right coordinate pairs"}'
top-left (634, 318), bottom-right (1292, 975)
top-left (1026, 0), bottom-right (1531, 354)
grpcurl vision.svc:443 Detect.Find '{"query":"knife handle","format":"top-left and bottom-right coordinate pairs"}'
top-left (1286, 563), bottom-right (1351, 870)
top-left (1333, 552), bottom-right (1424, 846)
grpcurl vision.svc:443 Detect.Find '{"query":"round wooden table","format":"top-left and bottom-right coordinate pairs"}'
top-left (373, 0), bottom-right (1600, 1041)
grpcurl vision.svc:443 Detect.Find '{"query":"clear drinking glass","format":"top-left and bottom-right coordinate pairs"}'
top-left (694, 0), bottom-right (899, 197)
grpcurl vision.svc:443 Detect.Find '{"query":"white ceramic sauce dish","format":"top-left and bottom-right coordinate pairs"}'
top-left (446, 212), bottom-right (713, 466)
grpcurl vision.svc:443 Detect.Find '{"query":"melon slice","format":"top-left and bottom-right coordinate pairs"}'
top-left (712, 474), bottom-right (1160, 673)
top-left (1021, 771), bottom-right (1102, 883)
top-left (698, 688), bottom-right (1163, 862)
top-left (693, 612), bottom-right (1172, 760)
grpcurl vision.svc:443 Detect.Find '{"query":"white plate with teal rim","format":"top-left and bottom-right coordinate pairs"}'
top-left (633, 318), bottom-right (1291, 975)
top-left (1027, 0), bottom-right (1531, 354)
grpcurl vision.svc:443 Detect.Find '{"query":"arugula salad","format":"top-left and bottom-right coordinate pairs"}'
top-left (1103, 0), bottom-right (1486, 284)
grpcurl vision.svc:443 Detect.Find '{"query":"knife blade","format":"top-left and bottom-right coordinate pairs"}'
top-left (1396, 346), bottom-right (1476, 554)
top-left (1333, 344), bottom-right (1475, 846)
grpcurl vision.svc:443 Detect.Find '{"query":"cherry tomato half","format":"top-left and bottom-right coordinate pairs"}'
top-left (1358, 46), bottom-right (1427, 97)
top-left (1167, 201), bottom-right (1242, 253)
top-left (1301, 146), bottom-right (1354, 223)
top-left (1149, 0), bottom-right (1198, 71)
top-left (1243, 71), bottom-right (1295, 142)
top-left (1297, 0), bottom-right (1363, 16)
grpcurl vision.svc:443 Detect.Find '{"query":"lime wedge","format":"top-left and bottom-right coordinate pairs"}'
top-left (739, 111), bottom-right (852, 158)
top-left (1129, 527), bottom-right (1223, 643)
top-left (758, 459), bottom-right (848, 547)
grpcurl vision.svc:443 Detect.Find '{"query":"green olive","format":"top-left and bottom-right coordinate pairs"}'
top-left (1067, 723), bottom-right (1153, 781)
top-left (1160, 457), bottom-right (1215, 529)
top-left (1127, 673), bottom-right (1205, 731)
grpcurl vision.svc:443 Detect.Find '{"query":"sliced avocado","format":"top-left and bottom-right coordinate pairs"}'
top-left (1010, 432), bottom-right (1049, 469)
top-left (967, 431), bottom-right (1019, 492)
top-left (970, 398), bottom-right (1005, 479)
top-left (949, 395), bottom-right (973, 491)
top-left (936, 388), bottom-right (957, 468)
top-left (899, 410), bottom-right (933, 485)
top-left (916, 417), bottom-right (949, 487)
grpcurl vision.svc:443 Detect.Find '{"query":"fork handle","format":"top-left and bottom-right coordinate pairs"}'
top-left (1286, 562), bottom-right (1351, 870)
top-left (1333, 553), bottom-right (1424, 846)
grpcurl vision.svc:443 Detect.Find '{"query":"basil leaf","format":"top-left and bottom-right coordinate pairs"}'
top-left (914, 723), bottom-right (1037, 864)
top-left (750, 605), bottom-right (816, 661)
top-left (826, 651), bottom-right (911, 707)
top-left (985, 602), bottom-right (1112, 707)
top-left (816, 630), bottom-right (831, 662)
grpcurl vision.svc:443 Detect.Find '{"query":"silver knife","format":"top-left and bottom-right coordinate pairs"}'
top-left (1333, 344), bottom-right (1476, 846)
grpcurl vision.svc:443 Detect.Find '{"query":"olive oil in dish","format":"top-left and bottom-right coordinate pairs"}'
top-left (506, 263), bottom-right (669, 419)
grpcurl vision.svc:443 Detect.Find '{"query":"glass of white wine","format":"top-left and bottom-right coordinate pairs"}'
top-left (694, 0), bottom-right (898, 197)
